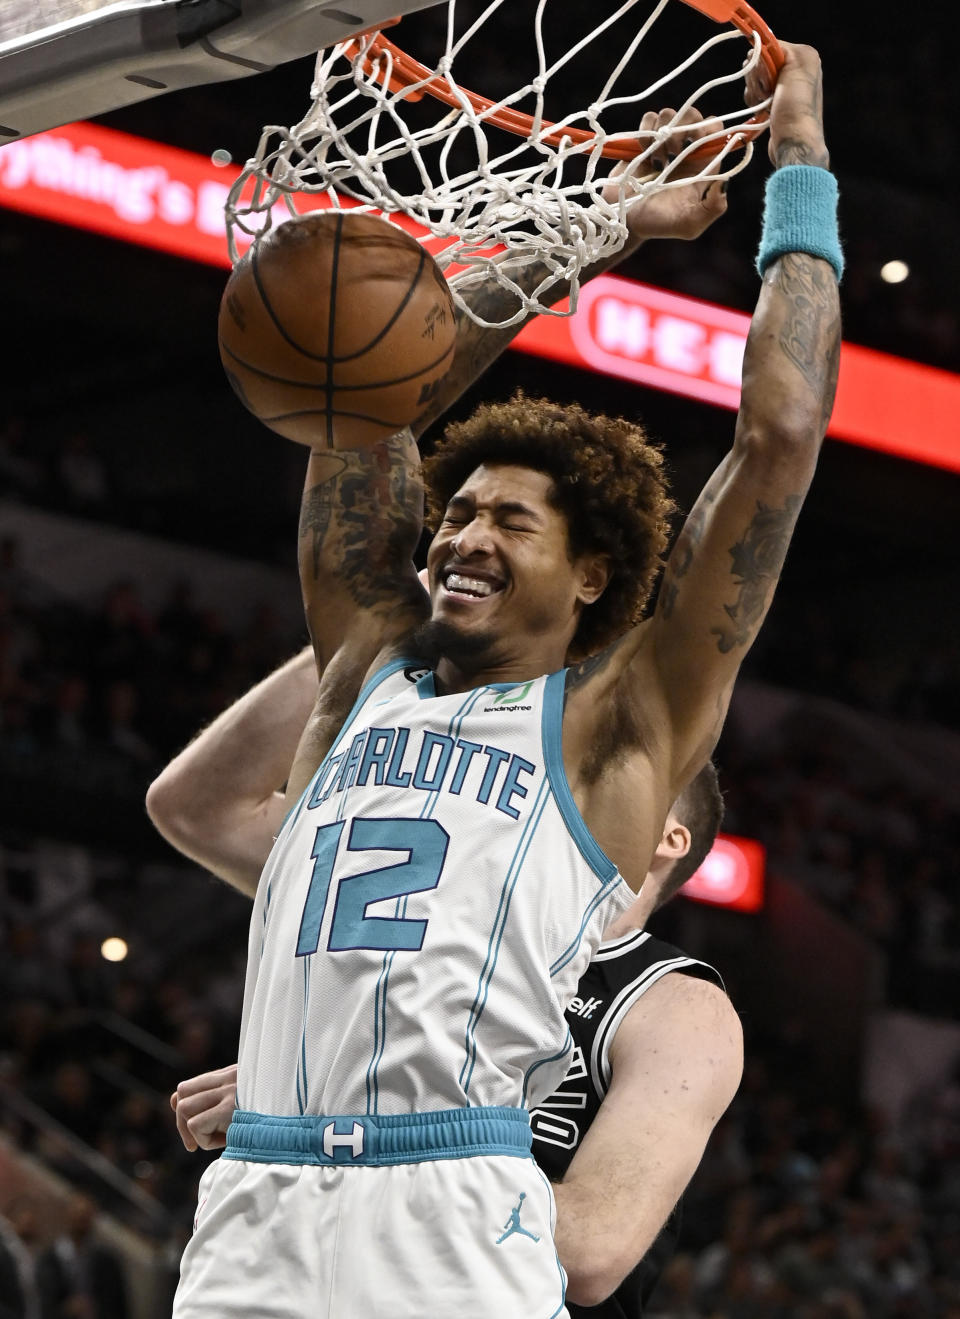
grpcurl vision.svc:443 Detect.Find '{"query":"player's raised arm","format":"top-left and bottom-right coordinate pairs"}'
top-left (292, 122), bottom-right (732, 798)
top-left (412, 108), bottom-right (729, 440)
top-left (617, 43), bottom-right (841, 789)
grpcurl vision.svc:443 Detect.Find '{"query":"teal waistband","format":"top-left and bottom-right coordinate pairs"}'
top-left (223, 1105), bottom-right (533, 1167)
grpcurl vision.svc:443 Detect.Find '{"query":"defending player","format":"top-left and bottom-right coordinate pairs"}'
top-left (169, 44), bottom-right (839, 1318)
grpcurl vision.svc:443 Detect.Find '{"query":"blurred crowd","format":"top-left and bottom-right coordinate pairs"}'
top-left (0, 528), bottom-right (300, 798)
top-left (0, 1191), bottom-right (129, 1319)
top-left (646, 1045), bottom-right (960, 1319)
top-left (0, 897), bottom-right (243, 1242)
top-left (720, 727), bottom-right (960, 1019)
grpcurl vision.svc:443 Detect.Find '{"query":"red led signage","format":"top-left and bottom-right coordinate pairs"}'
top-left (570, 279), bottom-right (748, 411)
top-left (2, 121), bottom-right (958, 474)
top-left (0, 120), bottom-right (241, 266)
top-left (519, 279), bottom-right (960, 474)
top-left (681, 834), bottom-right (766, 913)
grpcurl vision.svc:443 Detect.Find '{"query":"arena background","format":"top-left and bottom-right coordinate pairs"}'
top-left (1, 2), bottom-right (958, 1316)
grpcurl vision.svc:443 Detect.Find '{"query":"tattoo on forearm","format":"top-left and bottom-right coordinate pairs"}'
top-left (773, 66), bottom-right (827, 170)
top-left (411, 261), bottom-right (563, 436)
top-left (775, 255), bottom-right (839, 385)
top-left (775, 138), bottom-right (830, 170)
top-left (299, 439), bottom-right (424, 608)
top-left (819, 327), bottom-right (842, 434)
top-left (299, 455), bottom-right (346, 579)
top-left (767, 254), bottom-right (842, 437)
top-left (711, 495), bottom-right (801, 654)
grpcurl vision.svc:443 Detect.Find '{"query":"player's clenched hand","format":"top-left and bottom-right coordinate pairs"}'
top-left (170, 1064), bottom-right (238, 1152)
top-left (746, 41), bottom-right (828, 168)
top-left (603, 107), bottom-right (728, 243)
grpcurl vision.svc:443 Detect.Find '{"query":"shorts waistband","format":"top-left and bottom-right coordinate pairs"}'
top-left (223, 1105), bottom-right (533, 1167)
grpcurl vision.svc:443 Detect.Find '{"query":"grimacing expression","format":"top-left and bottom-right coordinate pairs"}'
top-left (425, 464), bottom-right (606, 660)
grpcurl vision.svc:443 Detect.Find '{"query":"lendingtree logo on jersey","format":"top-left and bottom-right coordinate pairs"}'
top-left (484, 681), bottom-right (534, 712)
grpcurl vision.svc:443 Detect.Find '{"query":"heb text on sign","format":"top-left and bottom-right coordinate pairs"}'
top-left (570, 276), bottom-right (750, 409)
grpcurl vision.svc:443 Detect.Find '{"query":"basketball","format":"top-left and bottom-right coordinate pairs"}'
top-left (217, 211), bottom-right (457, 448)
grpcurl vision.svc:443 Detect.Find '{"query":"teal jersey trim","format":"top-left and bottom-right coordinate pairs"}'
top-left (541, 670), bottom-right (617, 882)
top-left (459, 777), bottom-right (552, 1097)
top-left (280, 655), bottom-right (417, 840)
top-left (531, 1163), bottom-right (569, 1318)
top-left (415, 669), bottom-right (436, 699)
top-left (549, 877), bottom-right (626, 979)
top-left (522, 1028), bottom-right (573, 1107)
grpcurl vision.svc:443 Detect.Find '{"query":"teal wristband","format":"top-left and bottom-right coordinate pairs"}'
top-left (756, 165), bottom-right (843, 281)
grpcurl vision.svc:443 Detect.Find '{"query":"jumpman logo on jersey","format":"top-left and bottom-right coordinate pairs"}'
top-left (495, 1192), bottom-right (541, 1245)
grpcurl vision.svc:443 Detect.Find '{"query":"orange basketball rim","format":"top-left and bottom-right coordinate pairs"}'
top-left (344, 0), bottom-right (784, 161)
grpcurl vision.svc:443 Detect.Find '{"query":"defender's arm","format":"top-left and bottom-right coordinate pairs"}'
top-left (171, 1064), bottom-right (238, 1152)
top-left (552, 974), bottom-right (743, 1306)
top-left (146, 647), bottom-right (317, 895)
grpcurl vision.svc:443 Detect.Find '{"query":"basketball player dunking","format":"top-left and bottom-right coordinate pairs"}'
top-left (160, 694), bottom-right (741, 1314)
top-left (168, 44), bottom-right (838, 1317)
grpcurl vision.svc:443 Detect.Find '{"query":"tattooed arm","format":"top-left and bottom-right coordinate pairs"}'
top-left (412, 107), bottom-right (729, 439)
top-left (287, 433), bottom-right (429, 799)
top-left (631, 43), bottom-right (841, 788)
top-left (291, 110), bottom-right (731, 800)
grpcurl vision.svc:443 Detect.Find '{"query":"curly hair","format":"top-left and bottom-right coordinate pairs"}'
top-left (422, 391), bottom-right (674, 660)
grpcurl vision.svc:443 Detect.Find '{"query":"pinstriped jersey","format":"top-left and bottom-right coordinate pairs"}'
top-left (236, 658), bottom-right (634, 1119)
top-left (531, 931), bottom-right (725, 1318)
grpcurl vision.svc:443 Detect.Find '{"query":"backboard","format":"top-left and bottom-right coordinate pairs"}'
top-left (0, 0), bottom-right (445, 141)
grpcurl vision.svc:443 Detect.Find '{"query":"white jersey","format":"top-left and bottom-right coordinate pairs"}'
top-left (236, 658), bottom-right (633, 1119)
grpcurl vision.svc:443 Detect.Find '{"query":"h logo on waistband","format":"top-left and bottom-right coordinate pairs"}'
top-left (323, 1121), bottom-right (365, 1159)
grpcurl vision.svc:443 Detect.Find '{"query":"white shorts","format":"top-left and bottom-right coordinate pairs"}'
top-left (173, 1107), bottom-right (568, 1319)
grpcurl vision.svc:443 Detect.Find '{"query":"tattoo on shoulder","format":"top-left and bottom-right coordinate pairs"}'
top-left (565, 633), bottom-right (630, 700)
top-left (711, 495), bottom-right (801, 654)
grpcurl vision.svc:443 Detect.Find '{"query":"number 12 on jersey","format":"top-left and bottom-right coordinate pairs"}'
top-left (295, 817), bottom-right (450, 956)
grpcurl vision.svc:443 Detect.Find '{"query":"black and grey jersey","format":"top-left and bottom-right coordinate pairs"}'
top-left (531, 929), bottom-right (725, 1319)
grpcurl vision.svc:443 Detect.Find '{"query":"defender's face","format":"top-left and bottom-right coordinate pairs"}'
top-left (426, 464), bottom-right (585, 655)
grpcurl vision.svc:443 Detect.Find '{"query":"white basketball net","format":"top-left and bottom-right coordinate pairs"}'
top-left (225, 0), bottom-right (771, 327)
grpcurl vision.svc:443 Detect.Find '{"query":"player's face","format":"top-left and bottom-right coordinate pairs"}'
top-left (426, 464), bottom-right (599, 660)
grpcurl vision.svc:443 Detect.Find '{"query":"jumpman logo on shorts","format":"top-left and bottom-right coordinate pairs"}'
top-left (495, 1192), bottom-right (541, 1245)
